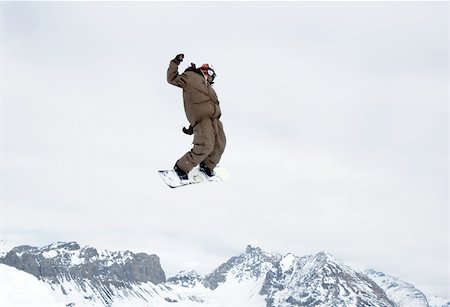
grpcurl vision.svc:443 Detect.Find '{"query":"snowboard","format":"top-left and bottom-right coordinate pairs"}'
top-left (158, 166), bottom-right (228, 189)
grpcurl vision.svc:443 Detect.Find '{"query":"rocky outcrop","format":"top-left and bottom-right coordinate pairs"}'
top-left (0, 241), bottom-right (166, 306)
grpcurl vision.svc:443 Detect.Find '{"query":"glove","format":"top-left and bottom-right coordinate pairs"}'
top-left (182, 125), bottom-right (194, 135)
top-left (173, 53), bottom-right (184, 65)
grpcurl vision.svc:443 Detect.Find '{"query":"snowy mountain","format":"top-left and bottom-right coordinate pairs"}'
top-left (0, 242), bottom-right (448, 307)
top-left (365, 269), bottom-right (430, 306)
top-left (0, 241), bottom-right (166, 306)
top-left (260, 251), bottom-right (394, 306)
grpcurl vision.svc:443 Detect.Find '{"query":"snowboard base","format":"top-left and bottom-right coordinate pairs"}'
top-left (158, 166), bottom-right (228, 188)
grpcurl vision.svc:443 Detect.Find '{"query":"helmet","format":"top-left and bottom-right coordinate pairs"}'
top-left (200, 63), bottom-right (216, 79)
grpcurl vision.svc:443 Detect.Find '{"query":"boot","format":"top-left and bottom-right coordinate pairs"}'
top-left (174, 163), bottom-right (189, 181)
top-left (199, 162), bottom-right (215, 177)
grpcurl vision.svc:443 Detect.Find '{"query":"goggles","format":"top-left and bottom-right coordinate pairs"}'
top-left (201, 67), bottom-right (216, 77)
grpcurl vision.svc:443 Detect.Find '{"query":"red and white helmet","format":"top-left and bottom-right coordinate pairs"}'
top-left (200, 63), bottom-right (216, 78)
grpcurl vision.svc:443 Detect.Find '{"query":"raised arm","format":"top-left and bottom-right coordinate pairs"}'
top-left (167, 54), bottom-right (188, 88)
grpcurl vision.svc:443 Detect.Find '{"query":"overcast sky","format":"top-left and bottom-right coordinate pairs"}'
top-left (1, 1), bottom-right (448, 298)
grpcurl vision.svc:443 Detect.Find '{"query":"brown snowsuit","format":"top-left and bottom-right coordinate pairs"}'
top-left (167, 60), bottom-right (226, 173)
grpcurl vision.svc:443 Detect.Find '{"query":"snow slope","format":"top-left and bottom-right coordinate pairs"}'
top-left (427, 296), bottom-right (450, 307)
top-left (0, 264), bottom-right (61, 307)
top-left (0, 240), bottom-right (11, 258)
top-left (366, 269), bottom-right (429, 307)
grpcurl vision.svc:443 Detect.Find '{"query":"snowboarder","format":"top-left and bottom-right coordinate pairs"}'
top-left (167, 53), bottom-right (226, 181)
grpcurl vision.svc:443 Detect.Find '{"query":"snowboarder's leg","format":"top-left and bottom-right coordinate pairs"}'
top-left (175, 118), bottom-right (215, 173)
top-left (201, 119), bottom-right (226, 171)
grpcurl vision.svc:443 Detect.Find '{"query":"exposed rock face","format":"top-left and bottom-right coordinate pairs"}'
top-left (167, 270), bottom-right (204, 287)
top-left (0, 241), bottom-right (165, 306)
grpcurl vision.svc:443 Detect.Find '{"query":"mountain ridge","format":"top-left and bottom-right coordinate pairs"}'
top-left (0, 241), bottom-right (448, 307)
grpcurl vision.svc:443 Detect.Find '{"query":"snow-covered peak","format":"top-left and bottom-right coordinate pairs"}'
top-left (244, 244), bottom-right (266, 255)
top-left (261, 251), bottom-right (396, 306)
top-left (366, 269), bottom-right (430, 306)
top-left (314, 250), bottom-right (340, 263)
top-left (203, 245), bottom-right (278, 290)
top-left (239, 246), bottom-right (278, 266)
